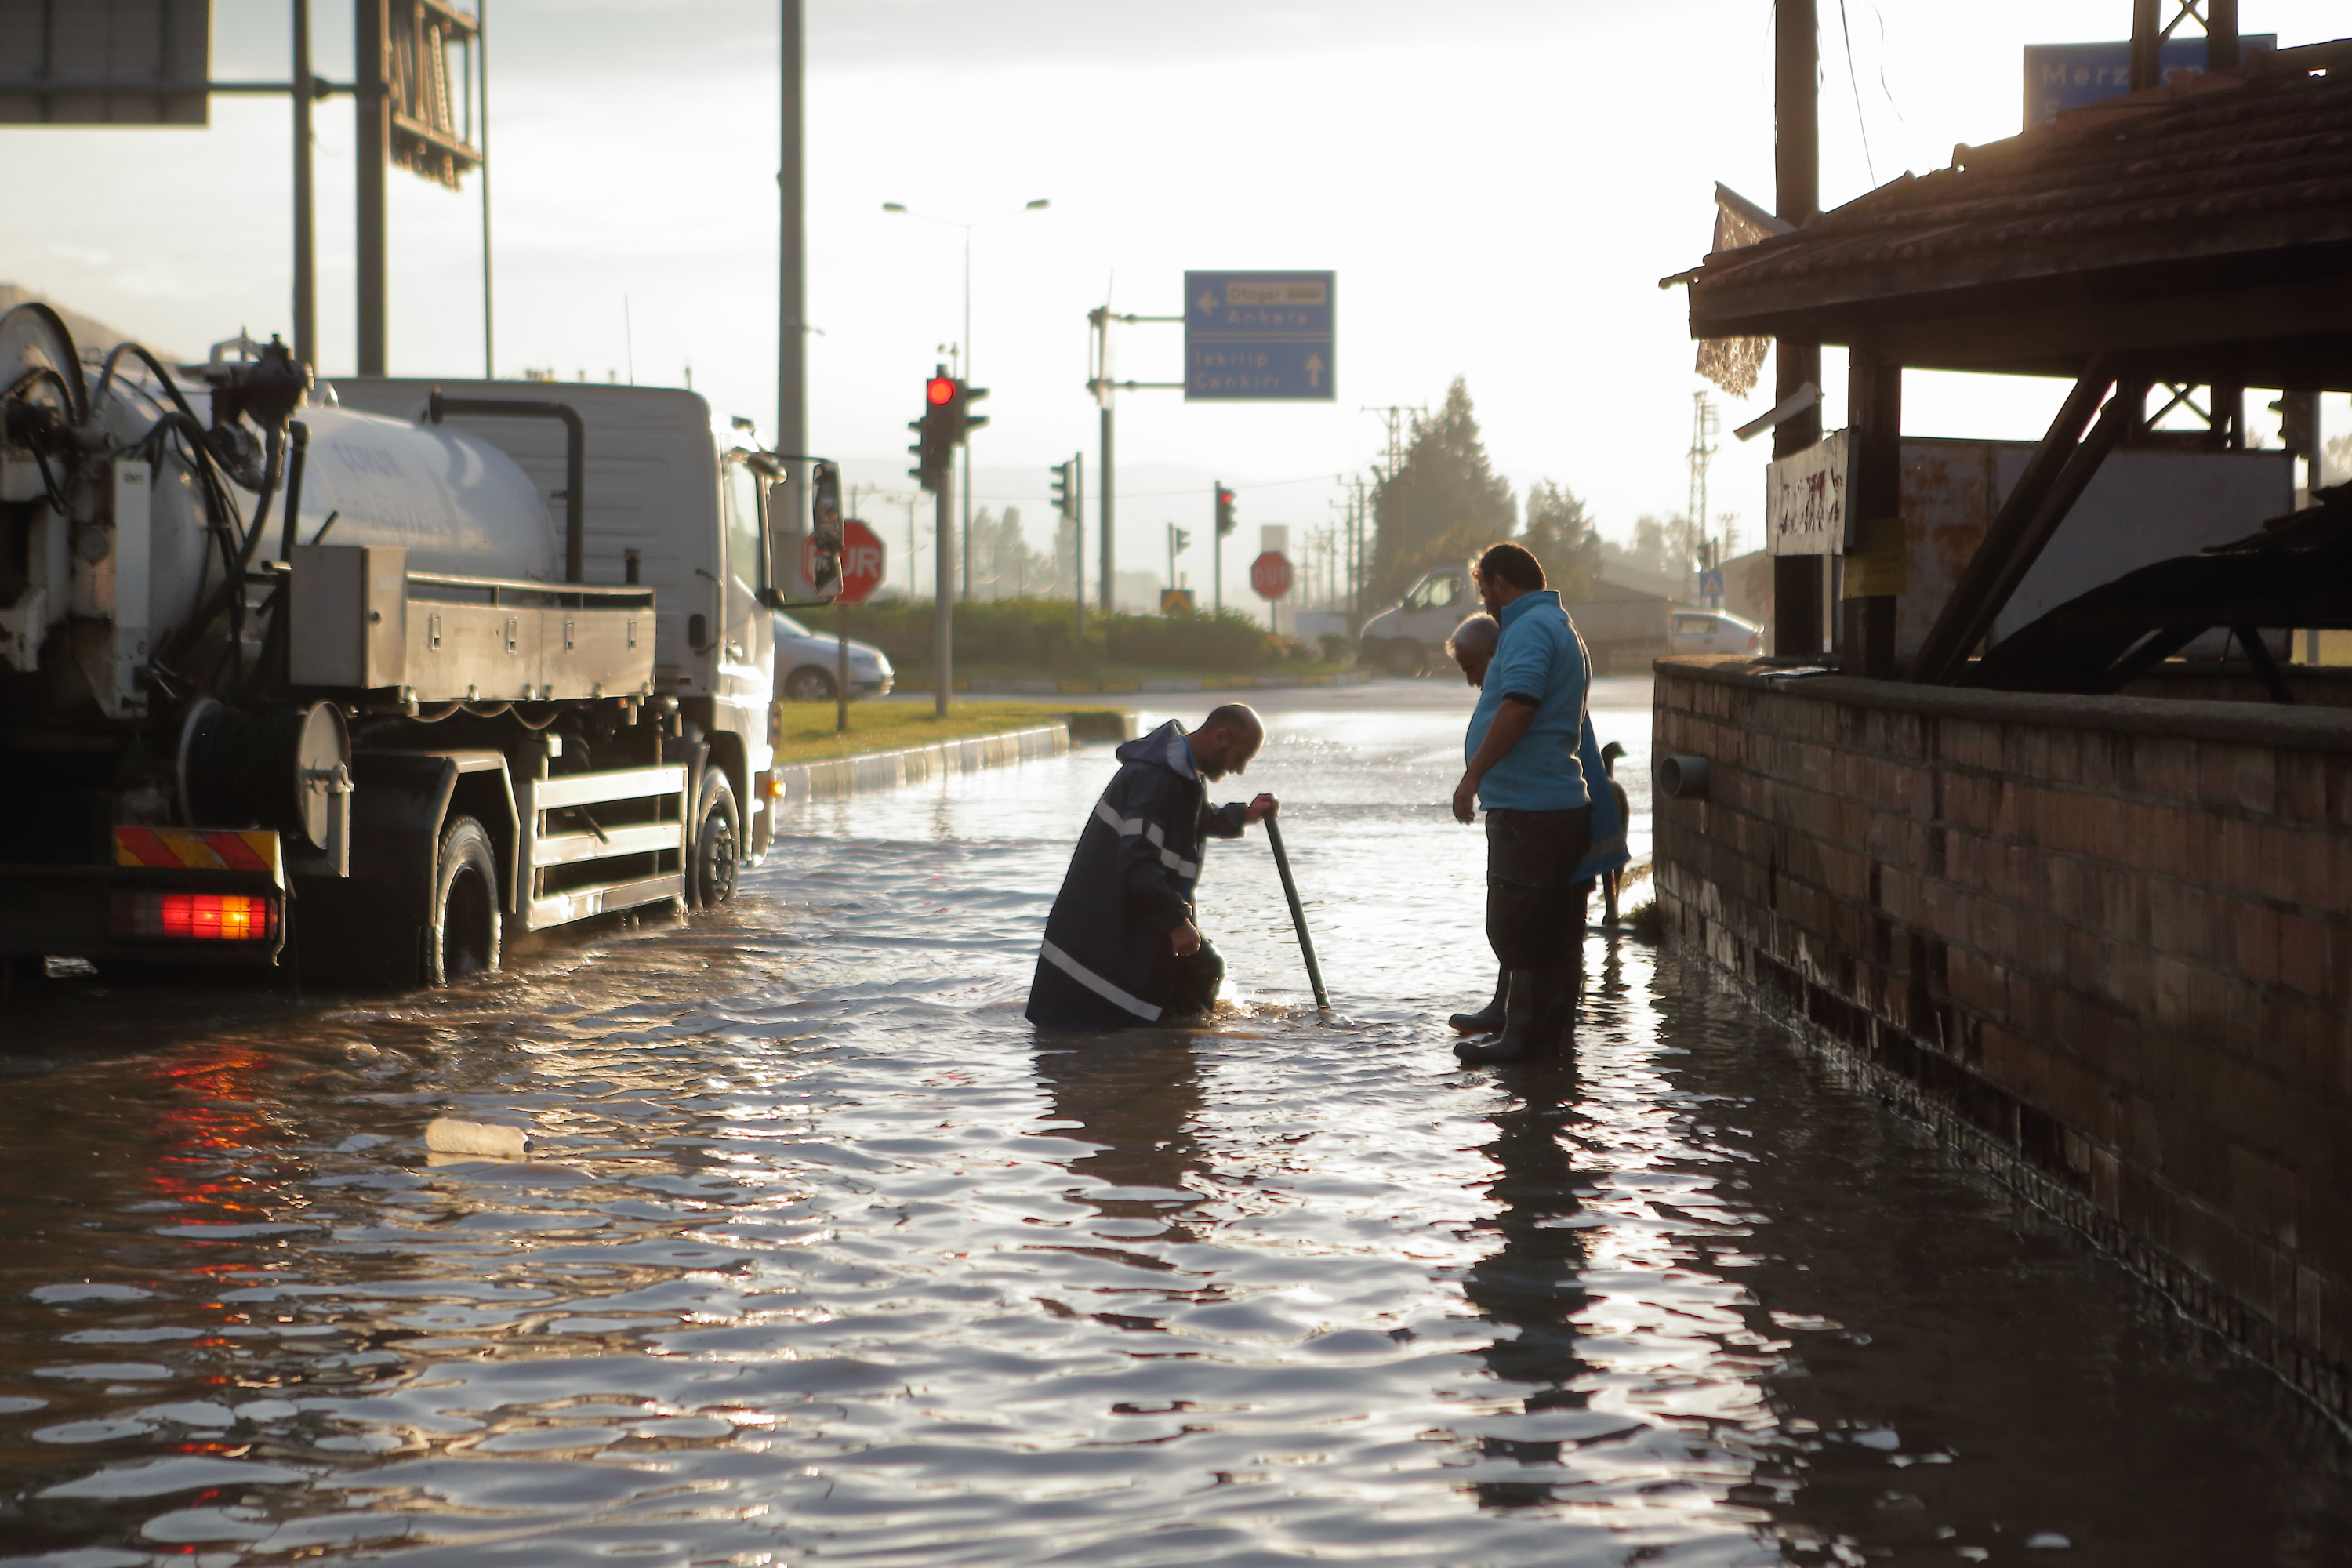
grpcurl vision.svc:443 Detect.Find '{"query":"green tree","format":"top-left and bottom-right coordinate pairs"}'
top-left (1602, 514), bottom-right (1703, 581)
top-left (1370, 377), bottom-right (1515, 604)
top-left (1520, 479), bottom-right (1599, 601)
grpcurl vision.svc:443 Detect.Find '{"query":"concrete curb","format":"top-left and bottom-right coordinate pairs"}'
top-left (771, 724), bottom-right (1073, 806)
top-left (919, 670), bottom-right (1375, 696)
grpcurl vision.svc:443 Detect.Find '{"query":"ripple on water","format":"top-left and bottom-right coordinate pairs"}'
top-left (0, 706), bottom-right (2342, 1566)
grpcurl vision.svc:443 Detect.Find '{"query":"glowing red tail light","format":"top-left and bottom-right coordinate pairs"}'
top-left (111, 892), bottom-right (276, 941)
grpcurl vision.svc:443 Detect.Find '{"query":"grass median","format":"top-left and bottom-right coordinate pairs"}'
top-left (770, 702), bottom-right (1132, 765)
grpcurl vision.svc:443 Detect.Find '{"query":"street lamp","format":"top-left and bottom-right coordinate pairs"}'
top-left (883, 198), bottom-right (1050, 600)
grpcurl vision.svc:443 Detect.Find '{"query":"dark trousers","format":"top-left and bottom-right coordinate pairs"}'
top-left (1485, 806), bottom-right (1595, 970)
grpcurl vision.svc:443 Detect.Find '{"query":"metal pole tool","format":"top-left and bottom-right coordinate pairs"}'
top-left (1262, 809), bottom-right (1330, 1011)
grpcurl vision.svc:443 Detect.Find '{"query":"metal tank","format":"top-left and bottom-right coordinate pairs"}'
top-left (283, 398), bottom-right (557, 584)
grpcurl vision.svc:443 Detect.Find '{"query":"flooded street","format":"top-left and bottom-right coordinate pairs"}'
top-left (0, 687), bottom-right (2344, 1566)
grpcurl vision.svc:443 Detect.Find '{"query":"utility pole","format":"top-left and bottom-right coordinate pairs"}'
top-left (778, 0), bottom-right (806, 529)
top-left (1772, 0), bottom-right (1824, 657)
top-left (292, 0), bottom-right (316, 372)
top-left (1073, 452), bottom-right (1085, 636)
top-left (477, 0), bottom-right (494, 377)
top-left (354, 0), bottom-right (387, 375)
top-left (1086, 305), bottom-right (1188, 619)
top-left (1688, 391), bottom-right (1719, 595)
top-left (935, 477), bottom-right (954, 717)
top-left (1100, 395), bottom-right (1116, 615)
top-left (1091, 307), bottom-right (1116, 615)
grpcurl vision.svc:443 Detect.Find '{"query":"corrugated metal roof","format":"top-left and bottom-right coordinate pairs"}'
top-left (1685, 58), bottom-right (2352, 352)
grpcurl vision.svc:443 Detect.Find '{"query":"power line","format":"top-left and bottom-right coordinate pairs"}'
top-left (1837, 0), bottom-right (1877, 187)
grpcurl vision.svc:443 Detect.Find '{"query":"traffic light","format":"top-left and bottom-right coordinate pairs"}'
top-left (1172, 527), bottom-right (1192, 554)
top-left (908, 365), bottom-right (953, 492)
top-left (1049, 459), bottom-right (1073, 520)
top-left (808, 460), bottom-right (842, 601)
top-left (946, 379), bottom-right (989, 444)
top-left (1214, 482), bottom-right (1236, 537)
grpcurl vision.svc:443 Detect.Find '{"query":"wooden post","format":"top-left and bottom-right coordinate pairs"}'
top-left (1771, 0), bottom-right (1825, 659)
top-left (1842, 349), bottom-right (1903, 678)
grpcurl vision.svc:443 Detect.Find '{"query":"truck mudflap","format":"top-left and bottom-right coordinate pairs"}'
top-left (0, 828), bottom-right (287, 964)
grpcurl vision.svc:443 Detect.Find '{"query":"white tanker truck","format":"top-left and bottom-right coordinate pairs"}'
top-left (0, 302), bottom-right (840, 986)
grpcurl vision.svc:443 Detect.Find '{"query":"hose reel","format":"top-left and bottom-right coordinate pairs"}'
top-left (178, 699), bottom-right (353, 862)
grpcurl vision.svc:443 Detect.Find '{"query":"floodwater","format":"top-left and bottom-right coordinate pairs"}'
top-left (0, 688), bottom-right (2345, 1567)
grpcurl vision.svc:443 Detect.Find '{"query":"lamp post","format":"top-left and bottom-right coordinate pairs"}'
top-left (882, 198), bottom-right (1049, 601)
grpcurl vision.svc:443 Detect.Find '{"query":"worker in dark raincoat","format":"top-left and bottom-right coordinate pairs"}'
top-left (1026, 704), bottom-right (1278, 1031)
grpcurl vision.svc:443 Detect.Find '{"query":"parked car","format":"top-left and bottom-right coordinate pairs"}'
top-left (774, 612), bottom-right (895, 701)
top-left (1360, 564), bottom-right (1675, 676)
top-left (1667, 609), bottom-right (1763, 656)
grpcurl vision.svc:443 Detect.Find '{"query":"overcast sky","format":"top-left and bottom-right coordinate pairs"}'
top-left (5, 0), bottom-right (2344, 608)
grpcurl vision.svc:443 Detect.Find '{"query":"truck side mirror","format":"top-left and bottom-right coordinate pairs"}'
top-left (808, 461), bottom-right (842, 602)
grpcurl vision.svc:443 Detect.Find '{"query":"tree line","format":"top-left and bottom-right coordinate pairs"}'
top-left (1368, 376), bottom-right (1708, 608)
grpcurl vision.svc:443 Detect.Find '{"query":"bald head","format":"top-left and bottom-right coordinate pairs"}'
top-left (1189, 702), bottom-right (1265, 780)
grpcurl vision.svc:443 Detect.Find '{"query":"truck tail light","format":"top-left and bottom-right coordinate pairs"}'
top-left (1748, 632), bottom-right (1762, 651)
top-left (111, 892), bottom-right (276, 942)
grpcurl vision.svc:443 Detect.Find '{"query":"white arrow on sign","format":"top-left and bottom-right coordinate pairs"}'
top-left (1305, 353), bottom-right (1324, 389)
top-left (1196, 290), bottom-right (1220, 315)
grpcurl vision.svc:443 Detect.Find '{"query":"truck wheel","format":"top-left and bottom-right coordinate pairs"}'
top-left (785, 666), bottom-right (835, 702)
top-left (691, 770), bottom-right (740, 907)
top-left (1385, 639), bottom-right (1425, 678)
top-left (428, 817), bottom-right (500, 985)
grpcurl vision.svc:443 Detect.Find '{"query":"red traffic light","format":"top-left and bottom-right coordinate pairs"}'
top-left (927, 376), bottom-right (956, 406)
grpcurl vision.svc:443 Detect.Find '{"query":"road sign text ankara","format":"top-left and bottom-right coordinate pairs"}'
top-left (1185, 271), bottom-right (1336, 401)
top-left (1250, 551), bottom-right (1294, 601)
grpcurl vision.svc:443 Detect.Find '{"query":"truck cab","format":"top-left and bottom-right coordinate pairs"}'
top-left (332, 379), bottom-right (786, 868)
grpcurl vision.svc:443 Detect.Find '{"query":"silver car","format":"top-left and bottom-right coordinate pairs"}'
top-left (773, 612), bottom-right (895, 701)
top-left (1667, 609), bottom-right (1762, 656)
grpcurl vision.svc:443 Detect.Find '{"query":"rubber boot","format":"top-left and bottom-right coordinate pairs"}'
top-left (1537, 964), bottom-right (1580, 1054)
top-left (1454, 968), bottom-right (1547, 1065)
top-left (1448, 966), bottom-right (1508, 1034)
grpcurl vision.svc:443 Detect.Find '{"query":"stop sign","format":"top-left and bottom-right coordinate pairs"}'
top-left (804, 520), bottom-right (887, 604)
top-left (1250, 550), bottom-right (1293, 601)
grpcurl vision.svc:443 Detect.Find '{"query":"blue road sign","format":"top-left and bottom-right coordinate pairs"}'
top-left (2023, 36), bottom-right (2275, 129)
top-left (1698, 569), bottom-right (1726, 599)
top-left (1184, 271), bottom-right (1335, 401)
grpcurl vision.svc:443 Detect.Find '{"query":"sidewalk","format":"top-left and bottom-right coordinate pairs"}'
top-left (770, 722), bottom-right (1084, 806)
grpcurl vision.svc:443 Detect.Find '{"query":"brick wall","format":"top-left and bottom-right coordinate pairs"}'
top-left (1653, 657), bottom-right (2352, 1417)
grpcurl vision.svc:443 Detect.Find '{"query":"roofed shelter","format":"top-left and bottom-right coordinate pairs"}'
top-left (1675, 36), bottom-right (2352, 684)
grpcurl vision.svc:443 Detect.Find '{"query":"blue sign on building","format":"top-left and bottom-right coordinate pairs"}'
top-left (1184, 271), bottom-right (1335, 401)
top-left (2023, 36), bottom-right (2275, 129)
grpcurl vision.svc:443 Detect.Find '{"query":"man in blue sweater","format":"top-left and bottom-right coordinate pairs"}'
top-left (1449, 543), bottom-right (1592, 1064)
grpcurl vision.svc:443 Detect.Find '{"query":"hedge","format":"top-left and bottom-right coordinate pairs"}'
top-left (835, 598), bottom-right (1283, 674)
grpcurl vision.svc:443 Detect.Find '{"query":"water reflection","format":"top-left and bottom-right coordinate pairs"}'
top-left (1461, 1056), bottom-right (1597, 1509)
top-left (0, 706), bottom-right (2341, 1566)
top-left (1033, 1033), bottom-right (1207, 1239)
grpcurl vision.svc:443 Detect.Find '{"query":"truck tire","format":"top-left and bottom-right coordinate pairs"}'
top-left (427, 817), bottom-right (501, 985)
top-left (691, 769), bottom-right (740, 908)
top-left (785, 666), bottom-right (836, 702)
top-left (1385, 639), bottom-right (1425, 678)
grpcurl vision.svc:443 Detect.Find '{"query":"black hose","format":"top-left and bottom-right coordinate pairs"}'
top-left (181, 704), bottom-right (323, 839)
top-left (92, 342), bottom-right (200, 425)
top-left (277, 421), bottom-right (310, 561)
top-left (236, 426), bottom-right (285, 577)
top-left (3, 363), bottom-right (78, 412)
